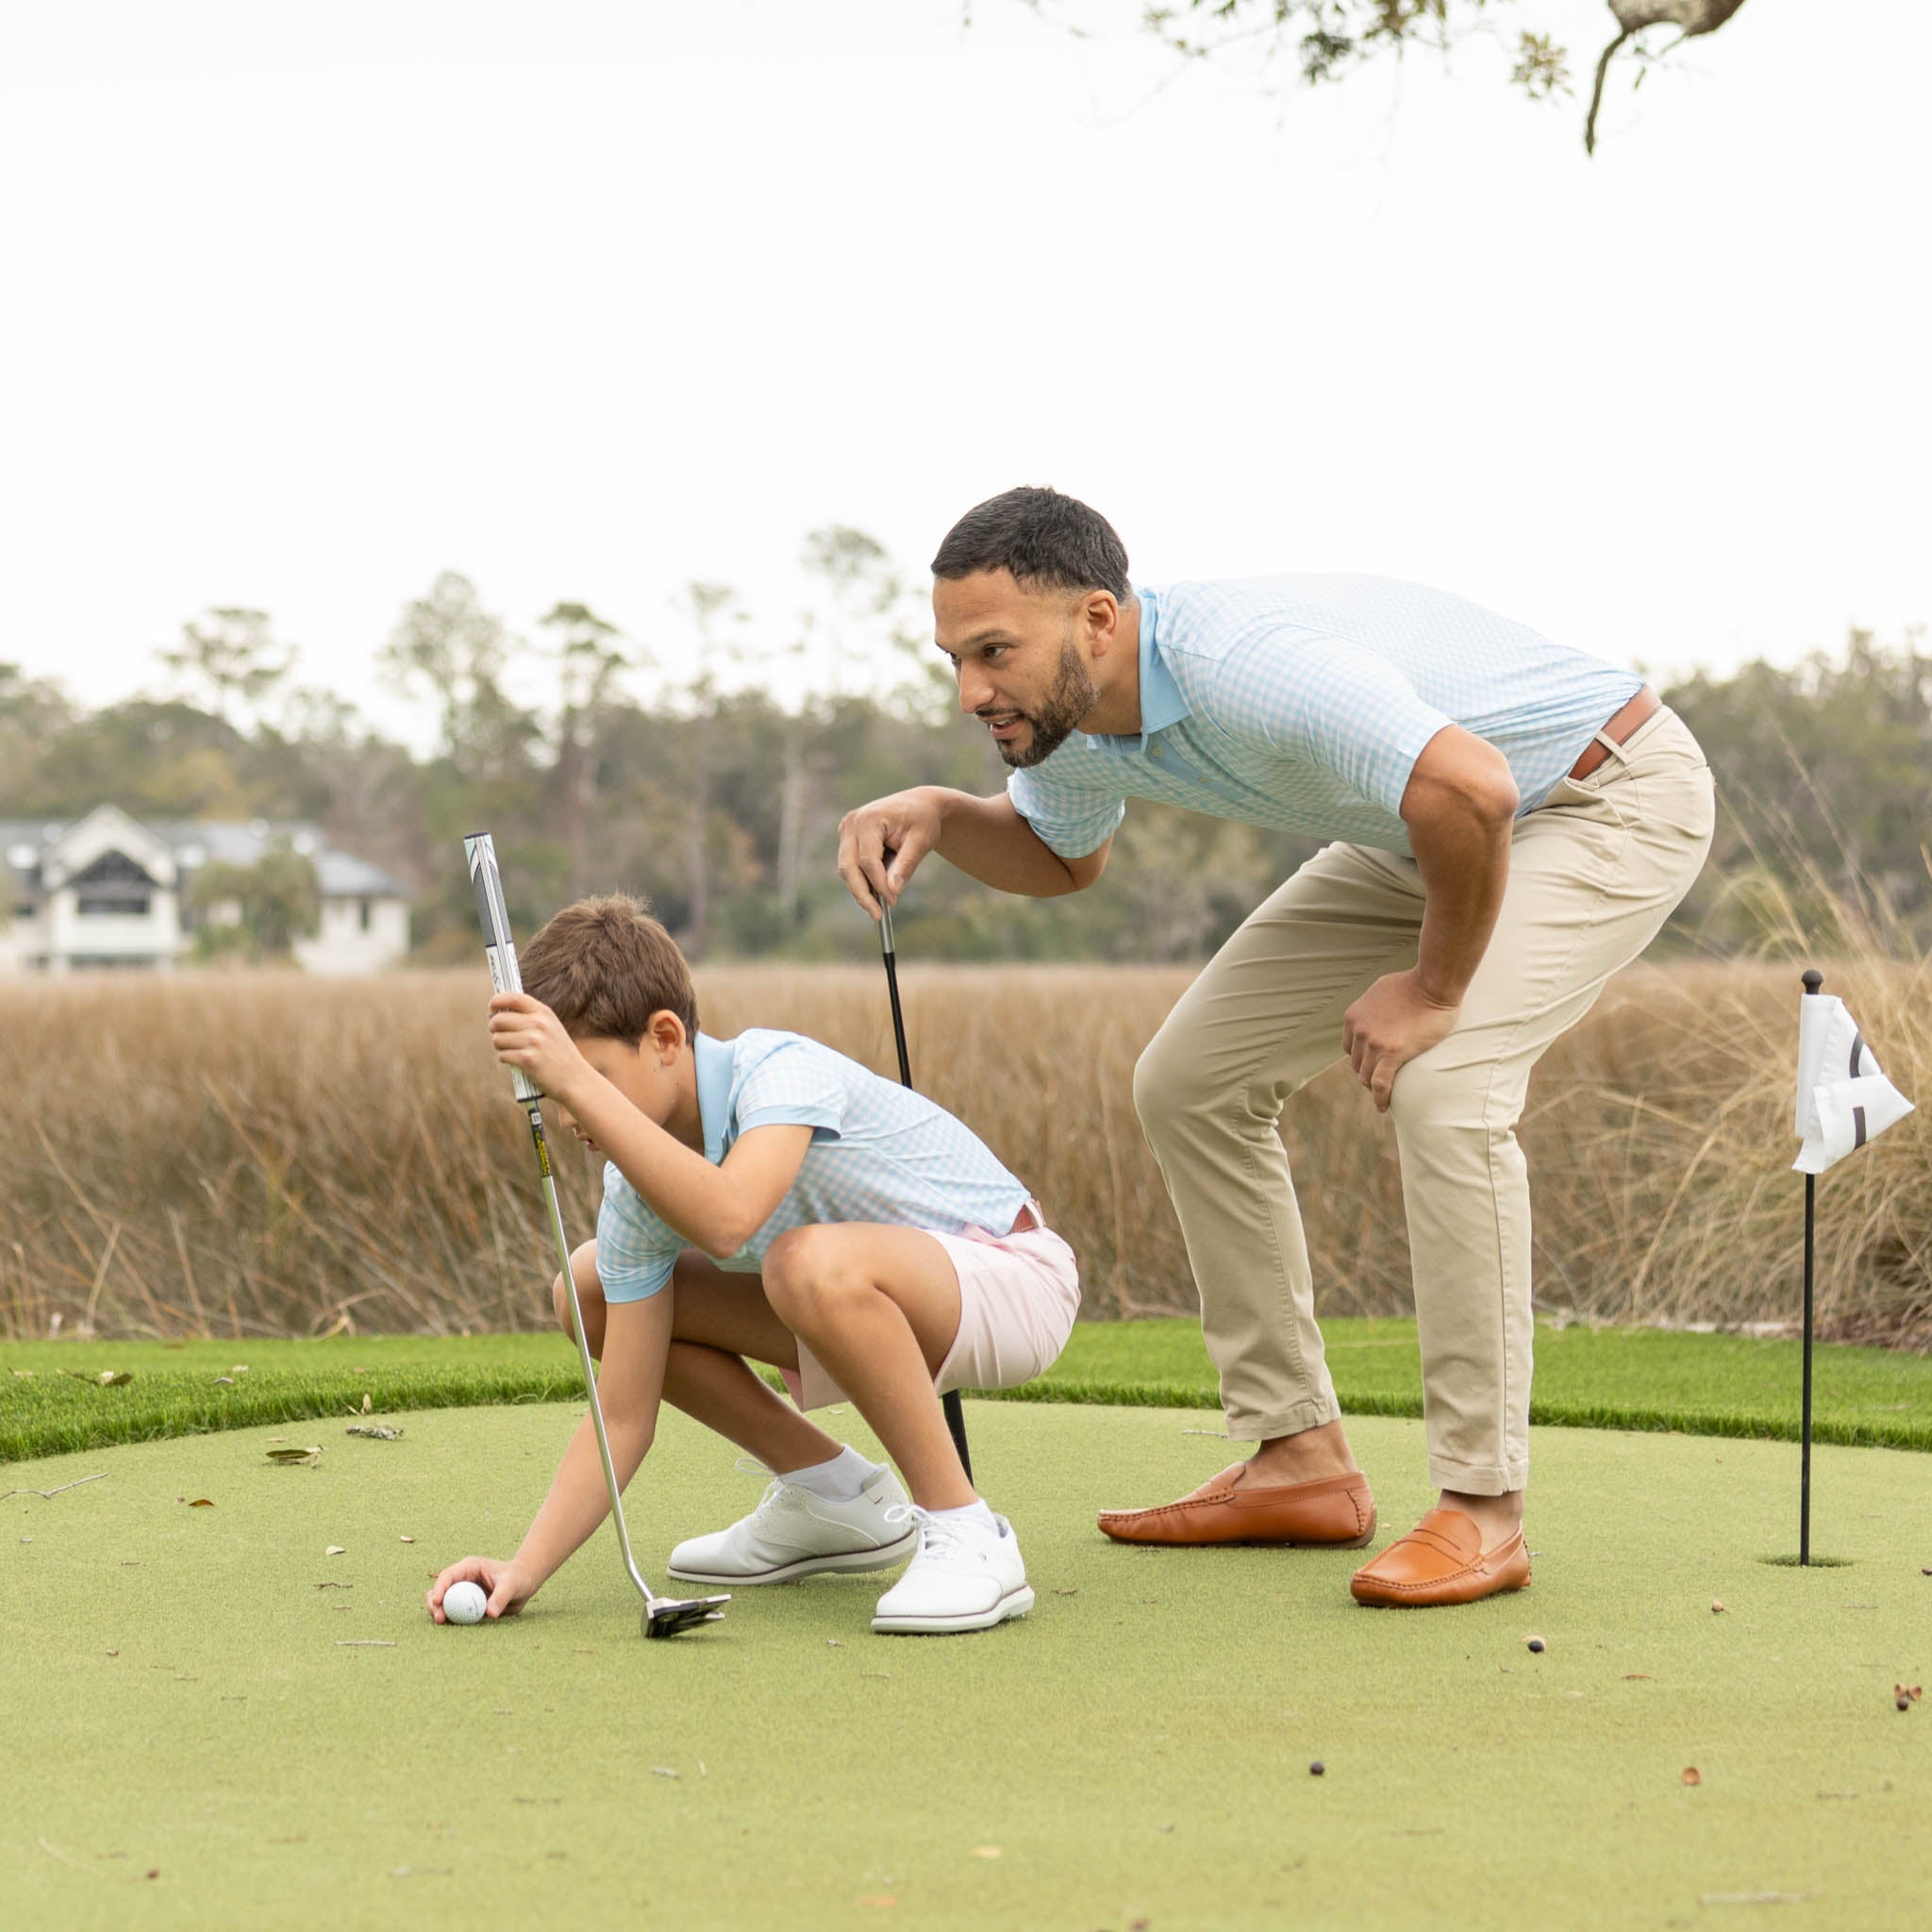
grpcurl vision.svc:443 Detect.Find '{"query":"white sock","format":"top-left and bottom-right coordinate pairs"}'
top-left (781, 1444), bottom-right (877, 1502)
top-left (931, 1498), bottom-right (998, 1531)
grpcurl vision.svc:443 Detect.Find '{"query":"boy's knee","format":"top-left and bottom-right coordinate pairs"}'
top-left (553, 1238), bottom-right (604, 1339)
top-left (762, 1226), bottom-right (865, 1324)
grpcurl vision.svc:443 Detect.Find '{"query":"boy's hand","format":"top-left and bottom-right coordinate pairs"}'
top-left (427, 1556), bottom-right (536, 1623)
top-left (488, 991), bottom-right (587, 1100)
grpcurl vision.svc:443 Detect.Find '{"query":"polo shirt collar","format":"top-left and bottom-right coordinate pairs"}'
top-left (692, 1030), bottom-right (734, 1165)
top-left (1088, 586), bottom-right (1189, 748)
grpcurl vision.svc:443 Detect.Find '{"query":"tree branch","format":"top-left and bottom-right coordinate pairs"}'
top-left (1608, 1), bottom-right (1750, 35)
top-left (1590, 1), bottom-right (1752, 154)
top-left (1585, 26), bottom-right (1634, 155)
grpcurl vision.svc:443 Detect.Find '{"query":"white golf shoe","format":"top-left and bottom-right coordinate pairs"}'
top-left (666, 1461), bottom-right (916, 1586)
top-left (870, 1506), bottom-right (1035, 1635)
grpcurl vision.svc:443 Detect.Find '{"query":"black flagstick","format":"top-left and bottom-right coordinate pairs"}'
top-left (878, 895), bottom-right (974, 1486)
top-left (1800, 966), bottom-right (1823, 1567)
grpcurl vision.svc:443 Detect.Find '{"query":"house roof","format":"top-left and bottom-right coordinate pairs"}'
top-left (0, 815), bottom-right (410, 900)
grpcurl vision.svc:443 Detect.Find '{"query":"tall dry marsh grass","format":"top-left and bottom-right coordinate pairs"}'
top-left (3, 950), bottom-right (1926, 1345)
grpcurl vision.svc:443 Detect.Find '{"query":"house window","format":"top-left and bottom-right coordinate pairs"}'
top-left (70, 849), bottom-right (157, 918)
top-left (358, 898), bottom-right (373, 932)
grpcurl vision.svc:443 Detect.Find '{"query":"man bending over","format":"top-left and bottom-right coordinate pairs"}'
top-left (838, 486), bottom-right (1713, 1607)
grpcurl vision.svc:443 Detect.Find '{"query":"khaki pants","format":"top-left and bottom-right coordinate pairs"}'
top-left (1132, 709), bottom-right (1715, 1494)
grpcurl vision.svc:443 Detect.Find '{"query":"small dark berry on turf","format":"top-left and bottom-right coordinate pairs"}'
top-left (1309, 1761), bottom-right (1325, 1776)
top-left (1526, 1636), bottom-right (1546, 1653)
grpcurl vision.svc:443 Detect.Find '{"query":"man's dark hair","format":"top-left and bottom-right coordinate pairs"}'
top-left (930, 487), bottom-right (1130, 601)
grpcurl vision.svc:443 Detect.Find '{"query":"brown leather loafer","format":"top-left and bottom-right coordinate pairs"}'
top-left (1349, 1507), bottom-right (1531, 1607)
top-left (1097, 1464), bottom-right (1376, 1547)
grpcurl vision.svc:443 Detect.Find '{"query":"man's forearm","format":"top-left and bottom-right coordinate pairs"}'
top-left (927, 788), bottom-right (1088, 897)
top-left (1407, 810), bottom-right (1513, 1005)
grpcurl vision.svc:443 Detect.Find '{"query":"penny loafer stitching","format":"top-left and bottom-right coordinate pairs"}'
top-left (1098, 1489), bottom-right (1238, 1522)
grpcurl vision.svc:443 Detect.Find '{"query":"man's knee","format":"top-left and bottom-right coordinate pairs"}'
top-left (1386, 1058), bottom-right (1507, 1137)
top-left (1133, 1025), bottom-right (1209, 1128)
top-left (761, 1226), bottom-right (867, 1326)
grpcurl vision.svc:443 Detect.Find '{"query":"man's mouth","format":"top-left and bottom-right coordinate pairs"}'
top-left (981, 710), bottom-right (1025, 741)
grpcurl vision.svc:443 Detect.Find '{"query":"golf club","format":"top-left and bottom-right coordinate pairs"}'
top-left (877, 896), bottom-right (974, 1486)
top-left (465, 832), bottom-right (727, 1640)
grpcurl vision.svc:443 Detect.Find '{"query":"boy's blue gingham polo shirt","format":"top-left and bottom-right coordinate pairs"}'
top-left (594, 1028), bottom-right (1032, 1303)
top-left (1006, 575), bottom-right (1645, 860)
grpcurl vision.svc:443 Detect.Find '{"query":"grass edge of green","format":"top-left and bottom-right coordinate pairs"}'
top-left (7, 1366), bottom-right (1928, 1467)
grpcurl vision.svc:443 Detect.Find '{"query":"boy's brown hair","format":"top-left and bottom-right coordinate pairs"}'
top-left (519, 894), bottom-right (699, 1043)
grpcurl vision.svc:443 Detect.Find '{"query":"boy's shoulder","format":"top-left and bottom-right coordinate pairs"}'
top-left (697, 1025), bottom-right (865, 1144)
top-left (708, 1024), bottom-right (855, 1088)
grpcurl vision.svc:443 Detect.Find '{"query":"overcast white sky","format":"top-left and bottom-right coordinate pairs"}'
top-left (3, 1), bottom-right (1927, 747)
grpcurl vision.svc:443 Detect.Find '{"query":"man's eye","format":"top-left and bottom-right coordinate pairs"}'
top-left (983, 646), bottom-right (1007, 661)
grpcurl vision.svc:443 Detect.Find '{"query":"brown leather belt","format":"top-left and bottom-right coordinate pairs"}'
top-left (1568, 687), bottom-right (1661, 781)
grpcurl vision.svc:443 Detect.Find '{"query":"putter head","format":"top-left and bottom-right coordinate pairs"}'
top-left (641, 1593), bottom-right (730, 1640)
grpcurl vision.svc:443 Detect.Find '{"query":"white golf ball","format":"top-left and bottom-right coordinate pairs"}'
top-left (442, 1580), bottom-right (487, 1625)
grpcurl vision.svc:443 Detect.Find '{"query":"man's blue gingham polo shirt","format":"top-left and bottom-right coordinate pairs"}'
top-left (1007, 575), bottom-right (1644, 860)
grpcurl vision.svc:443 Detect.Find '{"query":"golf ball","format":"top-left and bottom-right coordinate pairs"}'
top-left (442, 1580), bottom-right (487, 1625)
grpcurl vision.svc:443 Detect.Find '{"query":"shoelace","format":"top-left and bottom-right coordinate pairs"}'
top-left (732, 1455), bottom-right (791, 1520)
top-left (882, 1502), bottom-right (973, 1560)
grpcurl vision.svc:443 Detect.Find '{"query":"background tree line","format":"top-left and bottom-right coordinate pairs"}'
top-left (2, 528), bottom-right (1925, 964)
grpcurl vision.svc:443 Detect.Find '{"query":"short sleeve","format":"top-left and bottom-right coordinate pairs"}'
top-left (732, 1038), bottom-right (847, 1140)
top-left (1007, 766), bottom-right (1127, 859)
top-left (1212, 633), bottom-right (1453, 817)
top-left (594, 1172), bottom-right (680, 1304)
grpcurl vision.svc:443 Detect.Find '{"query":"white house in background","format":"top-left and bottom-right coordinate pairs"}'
top-left (0, 804), bottom-right (412, 974)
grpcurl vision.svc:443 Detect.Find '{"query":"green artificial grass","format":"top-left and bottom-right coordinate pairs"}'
top-left (4, 1400), bottom-right (1928, 1930)
top-left (5, 1318), bottom-right (1930, 1464)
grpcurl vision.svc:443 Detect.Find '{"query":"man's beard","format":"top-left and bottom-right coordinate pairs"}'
top-left (990, 640), bottom-right (1098, 770)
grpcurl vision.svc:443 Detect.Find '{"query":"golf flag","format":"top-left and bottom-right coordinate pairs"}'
top-left (1792, 992), bottom-right (1914, 1174)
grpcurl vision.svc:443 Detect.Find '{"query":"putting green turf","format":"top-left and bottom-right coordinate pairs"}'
top-left (8, 1319), bottom-right (1931, 1460)
top-left (6, 1401), bottom-right (1928, 1930)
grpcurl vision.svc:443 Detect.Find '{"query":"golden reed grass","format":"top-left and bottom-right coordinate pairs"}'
top-left (3, 956), bottom-right (1926, 1344)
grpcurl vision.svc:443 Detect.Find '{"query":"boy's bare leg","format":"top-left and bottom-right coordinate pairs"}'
top-left (758, 1223), bottom-right (974, 1512)
top-left (568, 1232), bottom-right (974, 1511)
top-left (664, 1341), bottom-right (842, 1467)
top-left (558, 1240), bottom-right (842, 1474)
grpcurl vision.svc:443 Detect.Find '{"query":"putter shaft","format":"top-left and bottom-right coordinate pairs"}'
top-left (525, 1100), bottom-right (660, 1607)
top-left (464, 830), bottom-right (724, 1635)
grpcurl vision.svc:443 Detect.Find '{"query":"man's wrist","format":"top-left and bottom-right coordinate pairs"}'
top-left (1412, 964), bottom-right (1465, 1009)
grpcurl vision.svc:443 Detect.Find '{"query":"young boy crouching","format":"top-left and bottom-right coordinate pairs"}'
top-left (426, 894), bottom-right (1079, 1635)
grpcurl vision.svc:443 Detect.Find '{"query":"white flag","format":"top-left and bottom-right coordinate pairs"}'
top-left (1792, 993), bottom-right (1915, 1174)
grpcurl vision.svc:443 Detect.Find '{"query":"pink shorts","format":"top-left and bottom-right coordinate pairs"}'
top-left (782, 1202), bottom-right (1081, 1412)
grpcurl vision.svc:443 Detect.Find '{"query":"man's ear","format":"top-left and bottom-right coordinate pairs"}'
top-left (1080, 589), bottom-right (1122, 659)
top-left (647, 1008), bottom-right (688, 1060)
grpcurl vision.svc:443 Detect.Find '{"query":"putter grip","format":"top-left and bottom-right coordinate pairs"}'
top-left (464, 832), bottom-right (541, 1103)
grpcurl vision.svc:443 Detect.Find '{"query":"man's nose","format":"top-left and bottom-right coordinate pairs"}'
top-left (958, 662), bottom-right (994, 713)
